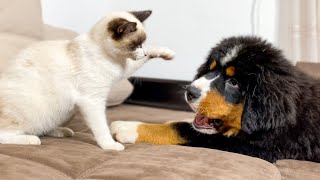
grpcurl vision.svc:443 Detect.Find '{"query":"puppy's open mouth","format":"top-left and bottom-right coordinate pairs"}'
top-left (192, 114), bottom-right (222, 130)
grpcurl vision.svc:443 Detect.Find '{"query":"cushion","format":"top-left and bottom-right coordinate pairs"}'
top-left (0, 133), bottom-right (281, 179)
top-left (42, 24), bottom-right (78, 40)
top-left (0, 0), bottom-right (43, 39)
top-left (276, 160), bottom-right (320, 180)
top-left (296, 62), bottom-right (320, 79)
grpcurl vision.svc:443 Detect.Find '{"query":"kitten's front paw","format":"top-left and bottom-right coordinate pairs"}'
top-left (111, 121), bottom-right (141, 144)
top-left (147, 47), bottom-right (175, 60)
top-left (99, 141), bottom-right (125, 151)
top-left (133, 48), bottom-right (146, 60)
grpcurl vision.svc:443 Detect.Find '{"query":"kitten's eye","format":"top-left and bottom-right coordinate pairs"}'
top-left (210, 60), bottom-right (217, 70)
top-left (226, 79), bottom-right (239, 89)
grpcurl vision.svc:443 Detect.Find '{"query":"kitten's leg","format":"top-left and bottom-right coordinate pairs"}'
top-left (0, 129), bottom-right (41, 145)
top-left (78, 99), bottom-right (124, 151)
top-left (47, 127), bottom-right (74, 138)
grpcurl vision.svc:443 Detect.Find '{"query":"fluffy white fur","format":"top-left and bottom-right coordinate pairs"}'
top-left (111, 121), bottom-right (141, 144)
top-left (0, 11), bottom-right (174, 150)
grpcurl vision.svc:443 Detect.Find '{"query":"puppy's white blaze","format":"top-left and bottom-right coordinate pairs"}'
top-left (188, 74), bottom-right (220, 111)
top-left (220, 45), bottom-right (242, 66)
top-left (192, 74), bottom-right (220, 94)
top-left (111, 121), bottom-right (141, 144)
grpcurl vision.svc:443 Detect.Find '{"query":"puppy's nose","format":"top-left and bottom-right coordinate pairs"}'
top-left (186, 85), bottom-right (201, 102)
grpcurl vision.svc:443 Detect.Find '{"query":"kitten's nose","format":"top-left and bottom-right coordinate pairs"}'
top-left (186, 85), bottom-right (201, 102)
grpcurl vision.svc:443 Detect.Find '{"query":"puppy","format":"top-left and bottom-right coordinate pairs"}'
top-left (111, 36), bottom-right (320, 162)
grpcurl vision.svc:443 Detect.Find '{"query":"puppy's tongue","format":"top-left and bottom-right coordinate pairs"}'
top-left (193, 114), bottom-right (212, 128)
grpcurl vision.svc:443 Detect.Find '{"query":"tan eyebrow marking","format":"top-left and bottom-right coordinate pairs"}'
top-left (210, 60), bottom-right (217, 70)
top-left (226, 66), bottom-right (235, 76)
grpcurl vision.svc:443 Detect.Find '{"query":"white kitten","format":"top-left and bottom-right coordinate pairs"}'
top-left (0, 10), bottom-right (174, 150)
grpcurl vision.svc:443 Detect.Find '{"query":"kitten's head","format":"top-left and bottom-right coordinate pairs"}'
top-left (90, 10), bottom-right (152, 58)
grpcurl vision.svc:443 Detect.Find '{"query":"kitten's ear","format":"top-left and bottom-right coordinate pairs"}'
top-left (108, 18), bottom-right (137, 39)
top-left (117, 21), bottom-right (137, 35)
top-left (130, 10), bottom-right (152, 22)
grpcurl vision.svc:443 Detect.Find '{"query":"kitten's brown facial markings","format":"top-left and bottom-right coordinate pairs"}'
top-left (108, 18), bottom-right (137, 40)
top-left (130, 10), bottom-right (152, 22)
top-left (128, 33), bottom-right (146, 50)
top-left (106, 11), bottom-right (152, 52)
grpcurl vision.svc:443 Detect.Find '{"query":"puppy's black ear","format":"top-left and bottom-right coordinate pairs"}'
top-left (241, 58), bottom-right (299, 134)
top-left (130, 10), bottom-right (152, 22)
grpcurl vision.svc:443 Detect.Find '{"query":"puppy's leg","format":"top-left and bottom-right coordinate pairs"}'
top-left (111, 121), bottom-right (276, 162)
top-left (47, 127), bottom-right (74, 138)
top-left (111, 121), bottom-right (188, 145)
top-left (0, 129), bottom-right (41, 145)
top-left (78, 99), bottom-right (124, 151)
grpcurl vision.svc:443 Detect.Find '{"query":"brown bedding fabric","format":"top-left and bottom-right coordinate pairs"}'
top-left (0, 105), bottom-right (281, 179)
top-left (0, 133), bottom-right (280, 180)
top-left (276, 160), bottom-right (320, 180)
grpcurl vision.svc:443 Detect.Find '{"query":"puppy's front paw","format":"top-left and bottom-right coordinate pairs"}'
top-left (147, 47), bottom-right (175, 60)
top-left (99, 141), bottom-right (125, 151)
top-left (24, 136), bottom-right (42, 145)
top-left (111, 121), bottom-right (141, 144)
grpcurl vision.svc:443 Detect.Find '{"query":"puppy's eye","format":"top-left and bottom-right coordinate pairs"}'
top-left (226, 79), bottom-right (239, 89)
top-left (210, 60), bottom-right (217, 70)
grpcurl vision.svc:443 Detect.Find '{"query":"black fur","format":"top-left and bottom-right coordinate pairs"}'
top-left (177, 36), bottom-right (320, 162)
top-left (130, 10), bottom-right (152, 22)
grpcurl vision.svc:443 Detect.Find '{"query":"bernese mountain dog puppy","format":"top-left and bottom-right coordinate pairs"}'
top-left (111, 36), bottom-right (320, 163)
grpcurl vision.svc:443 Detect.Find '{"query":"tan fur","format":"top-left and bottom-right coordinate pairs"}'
top-left (198, 90), bottom-right (243, 136)
top-left (210, 60), bottom-right (216, 70)
top-left (136, 123), bottom-right (186, 145)
top-left (225, 66), bottom-right (235, 77)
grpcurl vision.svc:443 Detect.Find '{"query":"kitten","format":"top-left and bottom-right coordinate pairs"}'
top-left (0, 10), bottom-right (174, 150)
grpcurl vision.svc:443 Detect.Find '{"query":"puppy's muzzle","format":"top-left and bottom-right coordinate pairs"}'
top-left (186, 85), bottom-right (201, 102)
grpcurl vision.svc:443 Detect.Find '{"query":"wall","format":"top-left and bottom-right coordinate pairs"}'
top-left (42, 0), bottom-right (276, 81)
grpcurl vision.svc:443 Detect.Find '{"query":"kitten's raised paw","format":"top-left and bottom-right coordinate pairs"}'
top-left (159, 48), bottom-right (175, 60)
top-left (147, 48), bottom-right (175, 60)
top-left (111, 121), bottom-right (141, 144)
top-left (134, 48), bottom-right (146, 60)
top-left (100, 141), bottom-right (125, 151)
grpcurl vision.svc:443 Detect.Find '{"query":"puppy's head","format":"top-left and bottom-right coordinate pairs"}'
top-left (90, 10), bottom-right (152, 58)
top-left (187, 36), bottom-right (298, 136)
